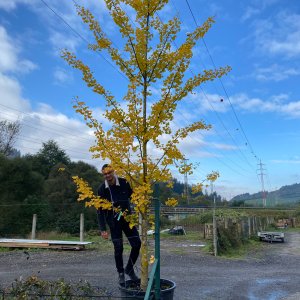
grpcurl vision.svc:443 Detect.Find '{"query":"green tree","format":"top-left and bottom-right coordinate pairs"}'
top-left (0, 120), bottom-right (21, 156)
top-left (43, 161), bottom-right (102, 233)
top-left (0, 155), bottom-right (44, 235)
top-left (27, 140), bottom-right (71, 178)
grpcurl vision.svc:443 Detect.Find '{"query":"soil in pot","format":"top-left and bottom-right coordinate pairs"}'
top-left (119, 278), bottom-right (176, 300)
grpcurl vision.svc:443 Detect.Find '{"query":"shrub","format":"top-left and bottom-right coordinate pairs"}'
top-left (4, 276), bottom-right (108, 299)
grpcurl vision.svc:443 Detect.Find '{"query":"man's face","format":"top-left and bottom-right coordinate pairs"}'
top-left (102, 166), bottom-right (114, 182)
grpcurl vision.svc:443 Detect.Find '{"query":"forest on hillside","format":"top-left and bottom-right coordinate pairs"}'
top-left (231, 183), bottom-right (300, 207)
top-left (0, 138), bottom-right (226, 236)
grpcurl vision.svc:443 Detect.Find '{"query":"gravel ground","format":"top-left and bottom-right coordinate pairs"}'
top-left (0, 232), bottom-right (300, 300)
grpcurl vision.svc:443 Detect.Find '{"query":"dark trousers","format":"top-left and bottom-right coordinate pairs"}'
top-left (109, 216), bottom-right (141, 273)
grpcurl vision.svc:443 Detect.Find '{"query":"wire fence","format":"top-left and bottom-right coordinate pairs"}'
top-left (0, 207), bottom-right (297, 239)
top-left (0, 208), bottom-right (298, 300)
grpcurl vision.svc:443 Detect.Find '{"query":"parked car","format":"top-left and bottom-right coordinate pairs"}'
top-left (257, 231), bottom-right (285, 243)
top-left (168, 225), bottom-right (186, 235)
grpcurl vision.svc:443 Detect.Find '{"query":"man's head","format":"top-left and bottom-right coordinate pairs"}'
top-left (102, 164), bottom-right (115, 184)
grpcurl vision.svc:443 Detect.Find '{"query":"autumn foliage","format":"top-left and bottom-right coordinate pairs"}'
top-left (62, 0), bottom-right (230, 290)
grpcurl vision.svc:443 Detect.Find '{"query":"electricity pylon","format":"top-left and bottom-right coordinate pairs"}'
top-left (258, 160), bottom-right (267, 207)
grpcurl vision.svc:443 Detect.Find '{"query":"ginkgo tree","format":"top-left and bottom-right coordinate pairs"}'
top-left (62, 0), bottom-right (230, 291)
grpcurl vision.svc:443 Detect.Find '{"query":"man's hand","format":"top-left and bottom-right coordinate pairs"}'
top-left (100, 231), bottom-right (109, 239)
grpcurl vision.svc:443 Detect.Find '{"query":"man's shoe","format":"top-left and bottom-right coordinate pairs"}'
top-left (118, 272), bottom-right (125, 285)
top-left (125, 268), bottom-right (139, 281)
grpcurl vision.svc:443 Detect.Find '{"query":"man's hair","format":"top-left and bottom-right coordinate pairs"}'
top-left (102, 164), bottom-right (112, 171)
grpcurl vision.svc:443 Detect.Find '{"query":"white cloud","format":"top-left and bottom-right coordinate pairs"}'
top-left (280, 101), bottom-right (300, 117)
top-left (241, 7), bottom-right (261, 22)
top-left (270, 94), bottom-right (289, 103)
top-left (49, 31), bottom-right (81, 53)
top-left (0, 0), bottom-right (34, 11)
top-left (0, 22), bottom-right (96, 164)
top-left (210, 142), bottom-right (237, 151)
top-left (233, 93), bottom-right (300, 117)
top-left (187, 92), bottom-right (229, 113)
top-left (0, 26), bottom-right (37, 74)
top-left (35, 0), bottom-right (109, 54)
top-left (0, 72), bottom-right (96, 161)
top-left (177, 135), bottom-right (219, 159)
top-left (11, 105), bottom-right (97, 162)
top-left (241, 0), bottom-right (280, 22)
top-left (0, 73), bottom-right (31, 113)
top-left (186, 90), bottom-right (300, 118)
top-left (271, 159), bottom-right (300, 164)
top-left (254, 64), bottom-right (300, 82)
top-left (54, 67), bottom-right (73, 84)
top-left (0, 73), bottom-right (97, 164)
top-left (251, 11), bottom-right (300, 58)
top-left (0, 27), bottom-right (17, 72)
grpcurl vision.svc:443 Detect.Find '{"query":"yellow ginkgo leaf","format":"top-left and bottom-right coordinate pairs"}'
top-left (149, 255), bottom-right (155, 264)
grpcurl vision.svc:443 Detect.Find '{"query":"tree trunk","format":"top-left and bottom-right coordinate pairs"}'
top-left (140, 216), bottom-right (149, 291)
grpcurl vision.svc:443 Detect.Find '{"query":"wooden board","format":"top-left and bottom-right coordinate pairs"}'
top-left (0, 239), bottom-right (92, 250)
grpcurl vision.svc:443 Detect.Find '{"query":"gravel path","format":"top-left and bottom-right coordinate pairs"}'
top-left (0, 232), bottom-right (300, 299)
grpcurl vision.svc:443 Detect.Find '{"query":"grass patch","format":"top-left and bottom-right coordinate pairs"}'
top-left (35, 231), bottom-right (78, 241)
top-left (219, 239), bottom-right (264, 259)
top-left (159, 230), bottom-right (202, 242)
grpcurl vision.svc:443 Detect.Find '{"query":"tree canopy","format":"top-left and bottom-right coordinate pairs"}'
top-left (63, 0), bottom-right (230, 289)
top-left (0, 120), bottom-right (21, 157)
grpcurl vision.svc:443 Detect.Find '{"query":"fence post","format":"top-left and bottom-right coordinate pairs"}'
top-left (31, 214), bottom-right (37, 240)
top-left (224, 218), bottom-right (228, 229)
top-left (213, 199), bottom-right (217, 256)
top-left (154, 198), bottom-right (161, 300)
top-left (240, 219), bottom-right (244, 237)
top-left (80, 213), bottom-right (84, 242)
top-left (248, 217), bottom-right (251, 237)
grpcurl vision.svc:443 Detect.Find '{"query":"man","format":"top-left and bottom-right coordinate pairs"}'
top-left (97, 164), bottom-right (141, 285)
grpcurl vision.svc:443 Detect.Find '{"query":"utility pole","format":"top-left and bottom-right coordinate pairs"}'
top-left (211, 182), bottom-right (217, 256)
top-left (183, 159), bottom-right (189, 205)
top-left (257, 160), bottom-right (267, 208)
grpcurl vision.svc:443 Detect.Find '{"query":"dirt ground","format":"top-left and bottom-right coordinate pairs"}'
top-left (0, 232), bottom-right (300, 300)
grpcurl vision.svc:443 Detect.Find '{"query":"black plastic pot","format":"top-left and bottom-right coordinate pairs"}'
top-left (119, 278), bottom-right (176, 300)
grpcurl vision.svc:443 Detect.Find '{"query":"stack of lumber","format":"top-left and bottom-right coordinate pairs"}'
top-left (0, 239), bottom-right (92, 250)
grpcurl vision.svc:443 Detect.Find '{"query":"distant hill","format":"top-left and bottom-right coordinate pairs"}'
top-left (231, 183), bottom-right (300, 207)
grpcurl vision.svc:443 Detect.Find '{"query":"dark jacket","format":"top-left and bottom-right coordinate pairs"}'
top-left (97, 177), bottom-right (133, 231)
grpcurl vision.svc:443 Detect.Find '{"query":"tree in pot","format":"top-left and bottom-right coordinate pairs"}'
top-left (62, 0), bottom-right (230, 294)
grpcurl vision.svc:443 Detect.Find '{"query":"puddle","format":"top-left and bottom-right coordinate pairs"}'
top-left (256, 278), bottom-right (287, 285)
top-left (248, 290), bottom-right (288, 300)
top-left (181, 244), bottom-right (205, 247)
top-left (247, 278), bottom-right (289, 300)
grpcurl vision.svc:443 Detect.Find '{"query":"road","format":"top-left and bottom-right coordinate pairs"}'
top-left (0, 232), bottom-right (300, 299)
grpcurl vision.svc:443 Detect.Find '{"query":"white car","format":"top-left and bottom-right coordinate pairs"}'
top-left (257, 231), bottom-right (285, 243)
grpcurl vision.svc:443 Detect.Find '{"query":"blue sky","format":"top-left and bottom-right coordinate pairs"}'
top-left (0, 0), bottom-right (299, 200)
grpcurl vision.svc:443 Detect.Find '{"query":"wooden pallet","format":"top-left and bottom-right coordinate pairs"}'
top-left (0, 239), bottom-right (92, 250)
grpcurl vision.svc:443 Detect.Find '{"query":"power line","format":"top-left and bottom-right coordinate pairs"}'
top-left (170, 119), bottom-right (252, 177)
top-left (39, 0), bottom-right (128, 81)
top-left (184, 0), bottom-right (259, 162)
top-left (154, 5), bottom-right (256, 173)
top-left (257, 160), bottom-right (267, 207)
top-left (93, 2), bottom-right (254, 178)
top-left (0, 105), bottom-right (94, 143)
top-left (39, 1), bottom-right (258, 192)
top-left (199, 88), bottom-right (256, 171)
